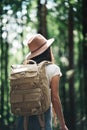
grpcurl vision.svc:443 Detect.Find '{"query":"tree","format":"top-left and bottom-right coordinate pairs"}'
top-left (68, 3), bottom-right (76, 130)
top-left (37, 0), bottom-right (47, 37)
top-left (82, 0), bottom-right (87, 121)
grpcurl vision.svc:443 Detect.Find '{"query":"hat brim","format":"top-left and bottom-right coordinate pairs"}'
top-left (26, 38), bottom-right (54, 59)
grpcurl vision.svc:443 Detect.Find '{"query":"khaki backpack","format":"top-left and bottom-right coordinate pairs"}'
top-left (10, 60), bottom-right (51, 116)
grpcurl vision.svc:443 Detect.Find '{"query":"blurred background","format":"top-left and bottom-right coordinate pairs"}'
top-left (0, 0), bottom-right (87, 130)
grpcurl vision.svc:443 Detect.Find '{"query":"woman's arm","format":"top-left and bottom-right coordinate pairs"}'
top-left (51, 75), bottom-right (68, 130)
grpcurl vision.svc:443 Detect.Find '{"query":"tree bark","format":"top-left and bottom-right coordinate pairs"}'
top-left (82, 0), bottom-right (87, 119)
top-left (68, 4), bottom-right (76, 130)
top-left (37, 0), bottom-right (47, 37)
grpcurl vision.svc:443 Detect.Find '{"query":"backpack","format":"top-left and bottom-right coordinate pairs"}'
top-left (10, 60), bottom-right (51, 116)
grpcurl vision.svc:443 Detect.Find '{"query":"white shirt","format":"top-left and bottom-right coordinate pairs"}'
top-left (45, 63), bottom-right (62, 85)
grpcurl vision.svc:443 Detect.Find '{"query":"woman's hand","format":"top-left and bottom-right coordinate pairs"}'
top-left (60, 125), bottom-right (69, 130)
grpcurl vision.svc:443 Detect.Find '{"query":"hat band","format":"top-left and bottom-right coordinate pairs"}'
top-left (31, 42), bottom-right (46, 53)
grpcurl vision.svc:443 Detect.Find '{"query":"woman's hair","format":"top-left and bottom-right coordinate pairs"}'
top-left (31, 47), bottom-right (54, 64)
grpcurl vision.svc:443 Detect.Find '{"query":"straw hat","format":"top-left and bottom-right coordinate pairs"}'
top-left (26, 34), bottom-right (54, 59)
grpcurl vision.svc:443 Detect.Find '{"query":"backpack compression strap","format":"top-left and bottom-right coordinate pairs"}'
top-left (24, 116), bottom-right (28, 130)
top-left (38, 114), bottom-right (45, 130)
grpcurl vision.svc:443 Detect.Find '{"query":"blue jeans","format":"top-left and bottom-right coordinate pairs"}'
top-left (16, 107), bottom-right (52, 130)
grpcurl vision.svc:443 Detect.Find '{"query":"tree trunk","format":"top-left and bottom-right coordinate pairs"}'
top-left (82, 0), bottom-right (87, 120)
top-left (68, 4), bottom-right (76, 130)
top-left (37, 0), bottom-right (47, 37)
top-left (0, 28), bottom-right (5, 127)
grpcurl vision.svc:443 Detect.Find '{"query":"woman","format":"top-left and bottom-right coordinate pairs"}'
top-left (16, 34), bottom-right (68, 130)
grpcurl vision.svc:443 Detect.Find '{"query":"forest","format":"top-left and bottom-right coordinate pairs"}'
top-left (0, 0), bottom-right (87, 130)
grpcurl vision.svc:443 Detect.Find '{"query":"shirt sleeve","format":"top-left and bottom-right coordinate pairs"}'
top-left (46, 64), bottom-right (62, 82)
